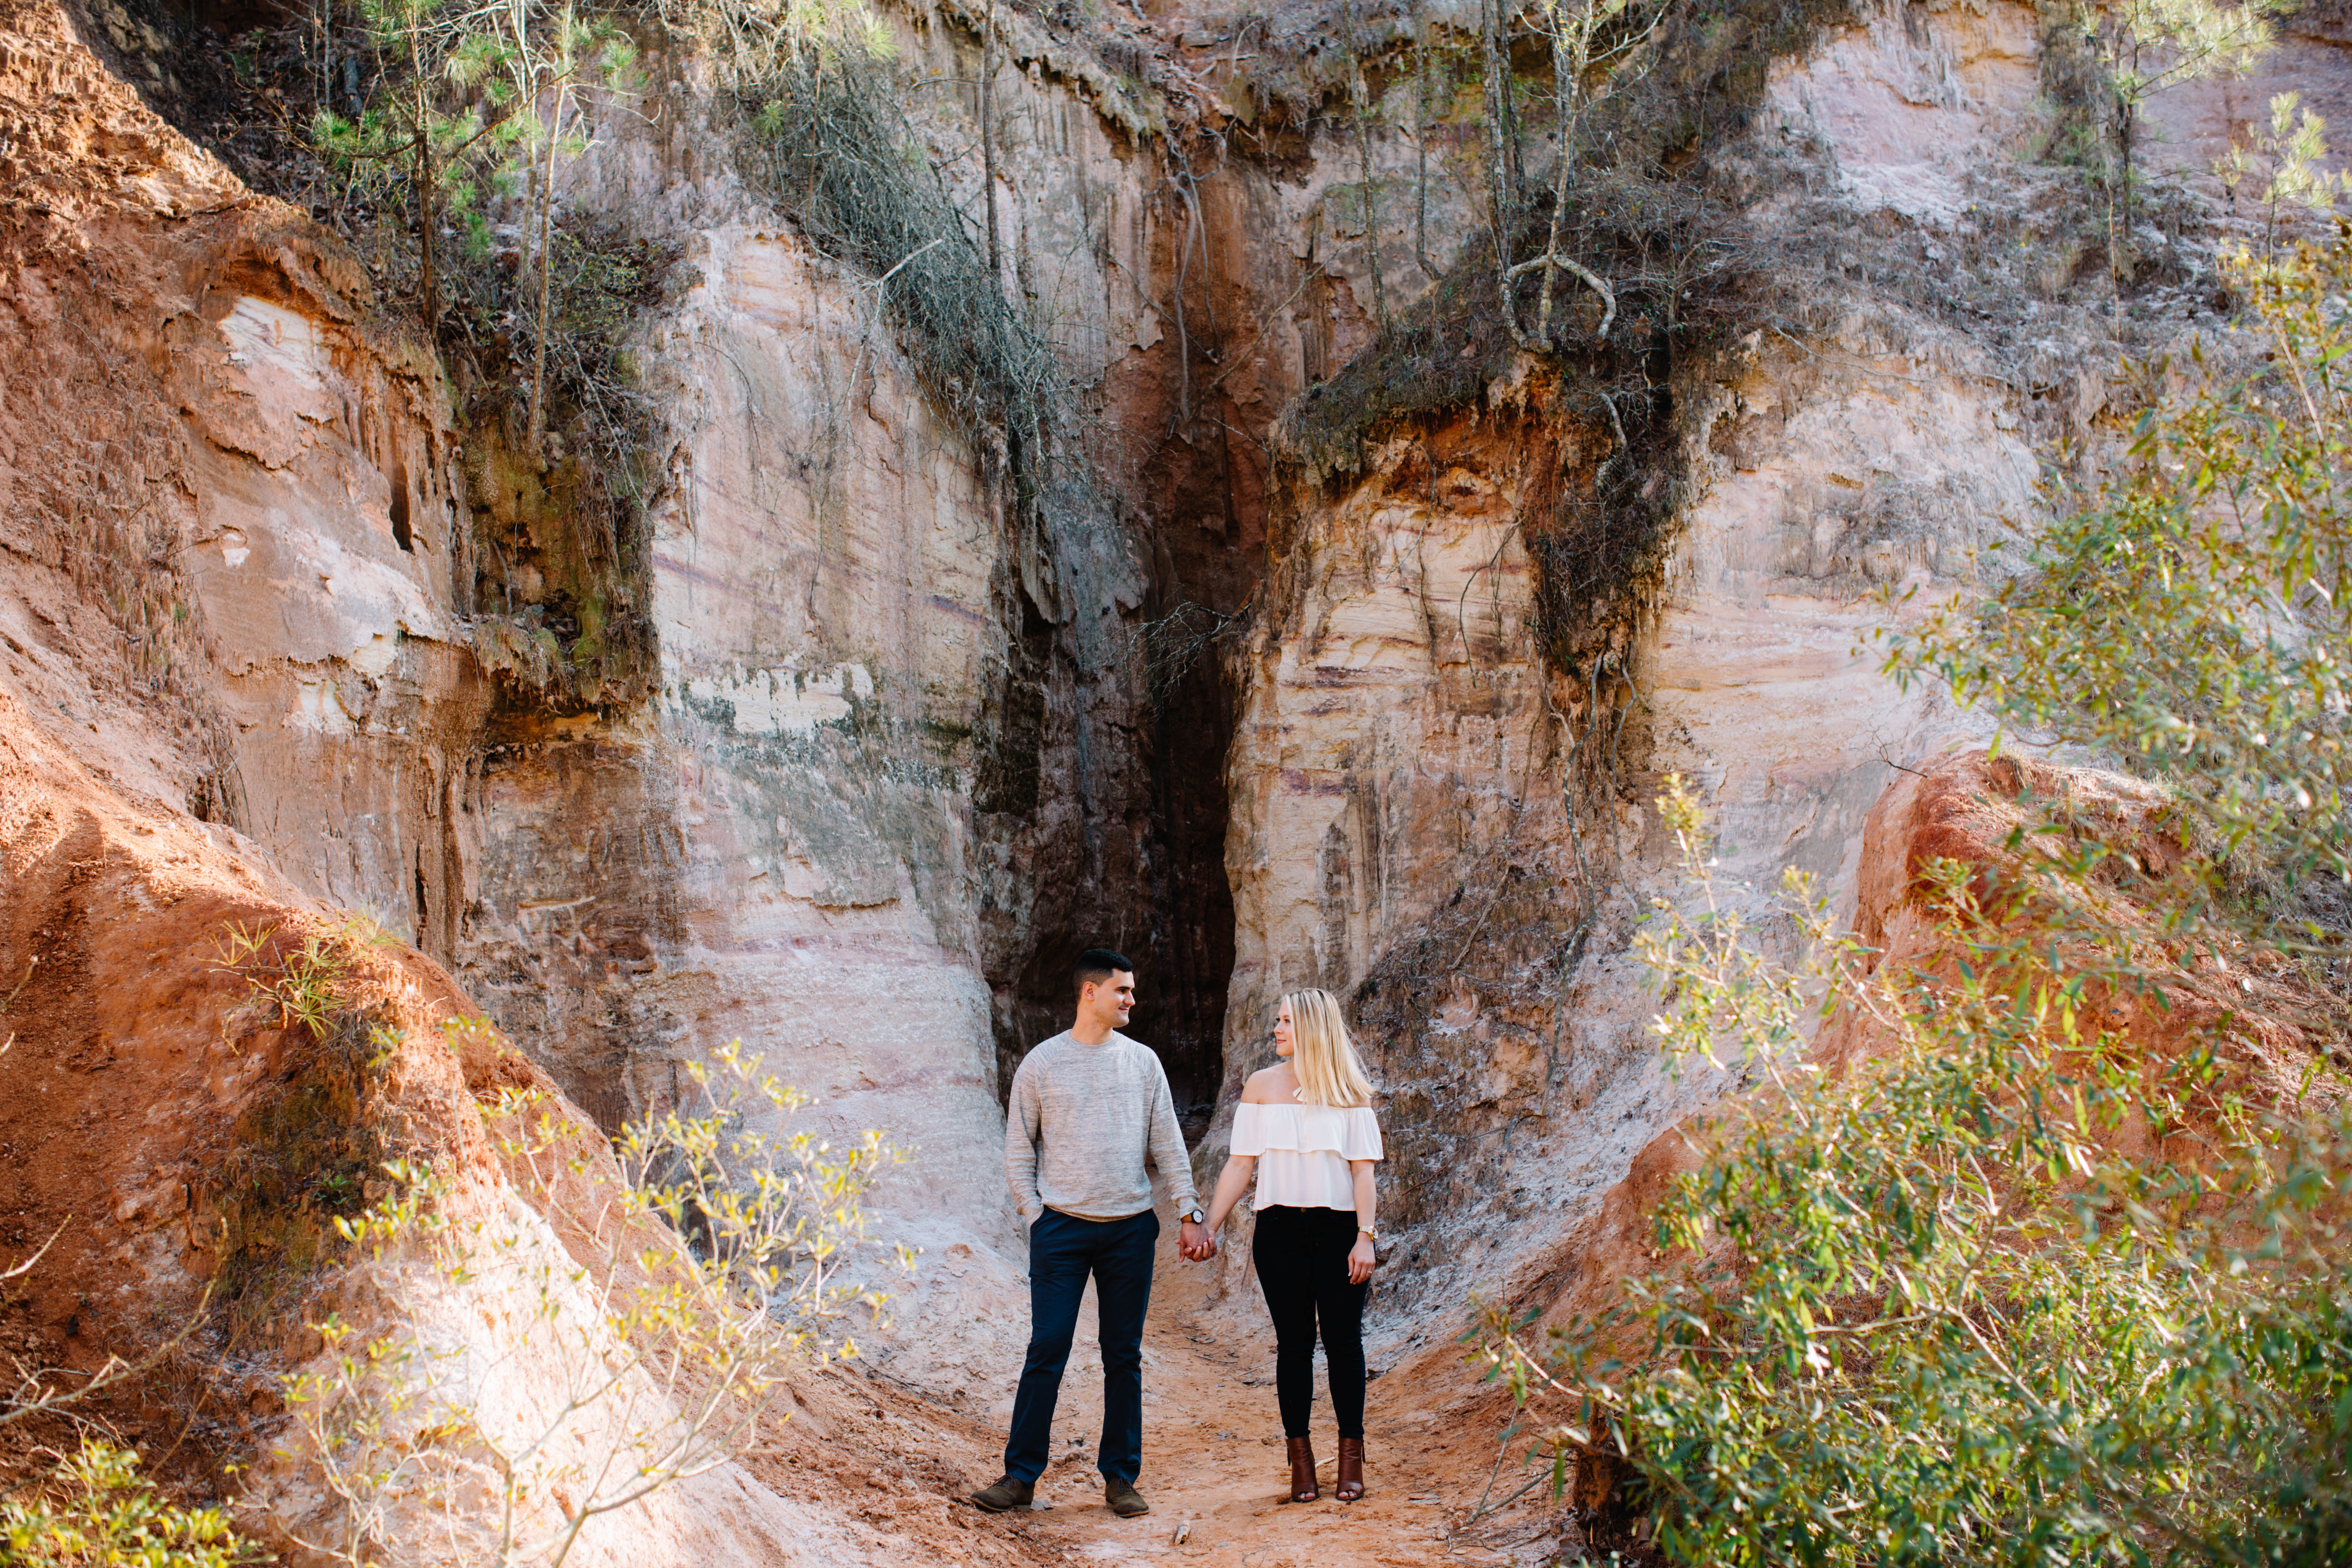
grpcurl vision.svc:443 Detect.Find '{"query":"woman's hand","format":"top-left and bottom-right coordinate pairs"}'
top-left (1348, 1160), bottom-right (1379, 1285)
top-left (1195, 1155), bottom-right (1255, 1262)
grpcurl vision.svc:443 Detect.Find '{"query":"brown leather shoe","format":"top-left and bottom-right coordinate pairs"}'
top-left (969, 1474), bottom-right (1035, 1512)
top-left (1335, 1436), bottom-right (1365, 1501)
top-left (1285, 1436), bottom-right (1319, 1503)
top-left (1103, 1476), bottom-right (1149, 1517)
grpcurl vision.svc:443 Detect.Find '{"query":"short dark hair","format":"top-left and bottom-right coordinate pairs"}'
top-left (1073, 949), bottom-right (1134, 995)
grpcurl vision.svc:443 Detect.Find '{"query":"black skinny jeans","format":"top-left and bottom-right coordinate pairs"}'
top-left (1252, 1205), bottom-right (1368, 1440)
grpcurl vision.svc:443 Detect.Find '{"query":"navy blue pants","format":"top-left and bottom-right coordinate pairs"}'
top-left (1004, 1207), bottom-right (1159, 1484)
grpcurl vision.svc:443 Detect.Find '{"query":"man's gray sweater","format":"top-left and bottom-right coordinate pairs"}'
top-left (1005, 1030), bottom-right (1199, 1225)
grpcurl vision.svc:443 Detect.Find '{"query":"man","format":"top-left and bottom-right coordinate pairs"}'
top-left (970, 949), bottom-right (1211, 1520)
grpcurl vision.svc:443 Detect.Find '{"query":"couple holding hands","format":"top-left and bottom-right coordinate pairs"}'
top-left (971, 949), bottom-right (1383, 1519)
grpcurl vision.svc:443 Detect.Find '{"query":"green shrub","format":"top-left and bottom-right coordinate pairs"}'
top-left (1474, 230), bottom-right (2352, 1566)
top-left (1903, 232), bottom-right (2352, 964)
top-left (278, 1038), bottom-right (912, 1566)
top-left (2, 1441), bottom-right (254, 1567)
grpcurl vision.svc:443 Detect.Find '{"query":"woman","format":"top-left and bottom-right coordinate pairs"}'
top-left (1201, 988), bottom-right (1383, 1503)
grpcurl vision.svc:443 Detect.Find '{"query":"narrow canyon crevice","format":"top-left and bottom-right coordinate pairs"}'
top-left (1141, 641), bottom-right (1241, 1124)
top-left (1124, 158), bottom-right (1292, 1123)
top-left (976, 145), bottom-right (1317, 1125)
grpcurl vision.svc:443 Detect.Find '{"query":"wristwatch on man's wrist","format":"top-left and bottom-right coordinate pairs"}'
top-left (1181, 1205), bottom-right (1206, 1225)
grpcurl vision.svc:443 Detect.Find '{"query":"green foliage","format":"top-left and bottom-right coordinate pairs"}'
top-left (1476, 235), bottom-right (2352, 1566)
top-left (212, 916), bottom-right (385, 1040)
top-left (204, 916), bottom-right (407, 1328)
top-left (2094, 0), bottom-right (2272, 119)
top-left (279, 1038), bottom-right (912, 1566)
top-left (2, 1441), bottom-right (256, 1567)
top-left (297, 0), bottom-right (667, 701)
top-left (310, 0), bottom-right (633, 282)
top-left (1481, 781), bottom-right (2352, 1565)
top-left (2039, 0), bottom-right (2272, 285)
top-left (310, 0), bottom-right (537, 333)
top-left (1901, 234), bottom-right (2352, 960)
top-left (502, 0), bottom-right (638, 444)
top-left (2219, 93), bottom-right (2349, 259)
top-left (614, 1040), bottom-right (914, 1361)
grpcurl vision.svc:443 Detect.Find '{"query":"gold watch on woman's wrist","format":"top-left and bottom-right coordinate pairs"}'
top-left (1357, 1225), bottom-right (1377, 1241)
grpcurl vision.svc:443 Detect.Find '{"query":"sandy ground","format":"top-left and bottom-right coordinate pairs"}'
top-left (733, 1236), bottom-right (1581, 1568)
top-left (936, 1290), bottom-right (1570, 1568)
top-left (1014, 1343), bottom-right (1470, 1566)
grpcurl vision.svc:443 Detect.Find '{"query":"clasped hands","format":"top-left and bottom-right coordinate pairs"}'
top-left (1179, 1220), bottom-right (1374, 1275)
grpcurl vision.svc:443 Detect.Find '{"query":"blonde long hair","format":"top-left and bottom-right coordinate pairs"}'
top-left (1281, 989), bottom-right (1376, 1108)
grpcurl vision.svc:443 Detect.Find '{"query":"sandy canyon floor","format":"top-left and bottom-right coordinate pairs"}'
top-left (753, 1280), bottom-right (1561, 1568)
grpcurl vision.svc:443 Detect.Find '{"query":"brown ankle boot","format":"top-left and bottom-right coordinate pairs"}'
top-left (1284, 1436), bottom-right (1319, 1502)
top-left (1335, 1436), bottom-right (1365, 1501)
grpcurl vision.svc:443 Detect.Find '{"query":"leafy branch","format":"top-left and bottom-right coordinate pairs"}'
top-left (276, 1038), bottom-right (914, 1567)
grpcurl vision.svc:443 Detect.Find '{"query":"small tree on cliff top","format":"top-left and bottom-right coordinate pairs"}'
top-left (1482, 0), bottom-right (1671, 354)
top-left (2074, 0), bottom-right (2273, 288)
top-left (1472, 234), bottom-right (2352, 1563)
top-left (313, 0), bottom-right (530, 338)
top-left (316, 0), bottom-right (632, 432)
top-left (491, 0), bottom-right (635, 454)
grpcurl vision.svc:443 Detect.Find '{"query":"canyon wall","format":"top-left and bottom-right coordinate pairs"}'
top-left (420, 4), bottom-right (1512, 1389)
top-left (1194, 0), bottom-right (2350, 1362)
top-left (11, 0), bottom-right (2352, 1554)
top-left (1, 0), bottom-right (1508, 1406)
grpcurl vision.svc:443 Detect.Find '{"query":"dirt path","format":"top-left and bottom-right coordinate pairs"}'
top-left (971, 1304), bottom-right (1568, 1568)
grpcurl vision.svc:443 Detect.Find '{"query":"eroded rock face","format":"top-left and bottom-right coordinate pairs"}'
top-left (411, 13), bottom-right (1522, 1395)
top-left (1221, 400), bottom-right (1568, 1067)
top-left (1201, 0), bottom-right (2326, 1362)
top-left (0, 576), bottom-right (1014, 1568)
top-left (451, 223), bottom-right (1038, 1384)
top-left (2, 0), bottom-right (1493, 1403)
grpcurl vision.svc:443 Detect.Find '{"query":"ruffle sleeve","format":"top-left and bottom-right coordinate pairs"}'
top-left (1230, 1102), bottom-right (1382, 1160)
top-left (1335, 1105), bottom-right (1383, 1160)
top-left (1231, 1100), bottom-right (1272, 1157)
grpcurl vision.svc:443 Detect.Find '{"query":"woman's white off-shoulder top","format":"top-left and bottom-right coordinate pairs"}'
top-left (1229, 1100), bottom-right (1383, 1212)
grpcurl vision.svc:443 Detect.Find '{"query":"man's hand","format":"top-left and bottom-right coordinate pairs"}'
top-left (1180, 1218), bottom-right (1217, 1261)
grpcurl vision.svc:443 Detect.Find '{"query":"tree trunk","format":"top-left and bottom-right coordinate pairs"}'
top-left (1533, 4), bottom-right (1579, 347)
top-left (1500, 4), bottom-right (1523, 200)
top-left (1413, 0), bottom-right (1437, 285)
top-left (1485, 0), bottom-right (1520, 336)
top-left (412, 30), bottom-right (437, 342)
top-left (528, 86), bottom-right (561, 456)
top-left (1350, 2), bottom-right (1386, 331)
top-left (981, 0), bottom-right (1001, 290)
top-left (2114, 96), bottom-right (2136, 292)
